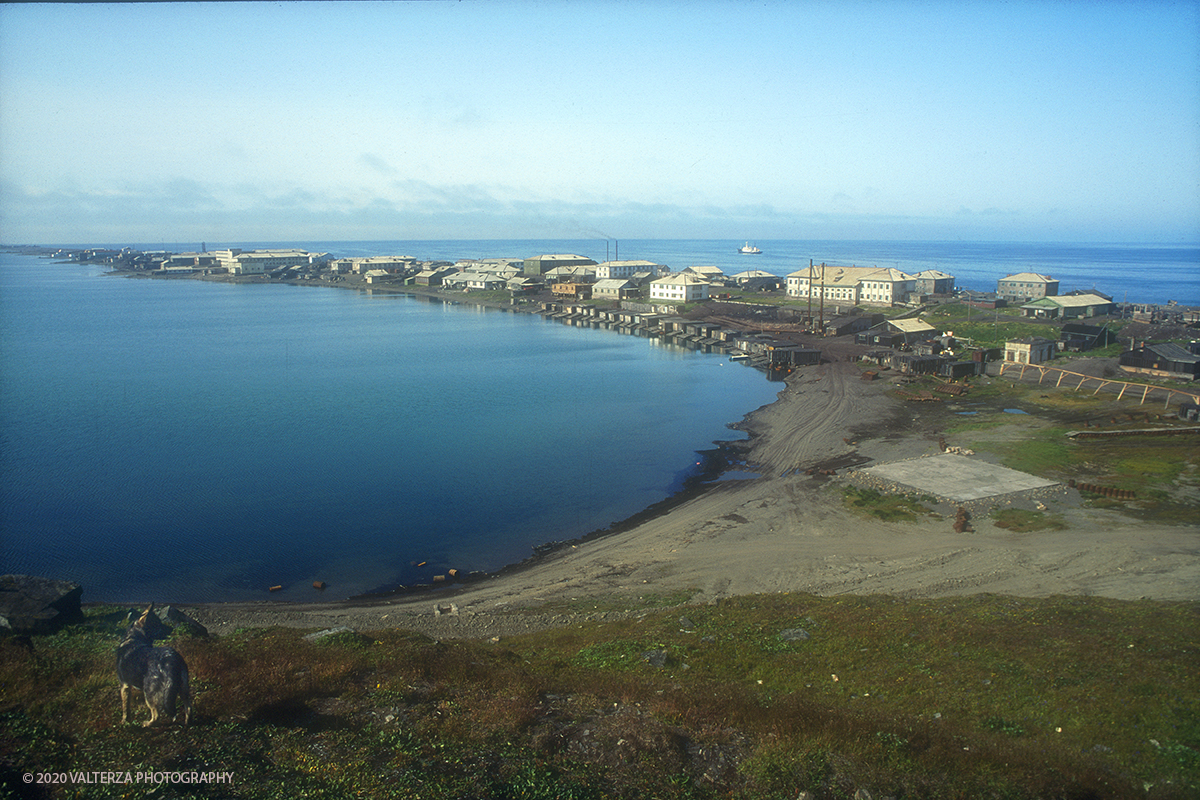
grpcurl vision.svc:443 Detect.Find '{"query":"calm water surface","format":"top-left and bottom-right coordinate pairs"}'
top-left (4, 237), bottom-right (1195, 603)
top-left (0, 253), bottom-right (780, 602)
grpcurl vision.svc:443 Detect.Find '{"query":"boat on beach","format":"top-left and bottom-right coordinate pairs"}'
top-left (739, 242), bottom-right (762, 254)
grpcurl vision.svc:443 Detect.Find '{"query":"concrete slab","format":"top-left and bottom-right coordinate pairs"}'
top-left (859, 453), bottom-right (1058, 502)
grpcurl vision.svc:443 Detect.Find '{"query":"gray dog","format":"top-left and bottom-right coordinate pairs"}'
top-left (116, 605), bottom-right (191, 726)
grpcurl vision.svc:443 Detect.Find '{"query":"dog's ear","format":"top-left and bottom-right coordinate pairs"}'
top-left (137, 605), bottom-right (154, 625)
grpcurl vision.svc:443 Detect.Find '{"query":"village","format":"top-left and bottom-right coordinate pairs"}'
top-left (36, 245), bottom-right (1200, 390)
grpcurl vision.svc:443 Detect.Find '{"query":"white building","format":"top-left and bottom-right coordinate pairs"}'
top-left (786, 264), bottom-right (916, 306)
top-left (649, 273), bottom-right (710, 303)
top-left (229, 249), bottom-right (317, 275)
top-left (1005, 337), bottom-right (1057, 364)
top-left (595, 260), bottom-right (663, 280)
top-left (443, 271), bottom-right (509, 291)
top-left (332, 256), bottom-right (417, 274)
top-left (997, 272), bottom-right (1059, 302)
top-left (454, 258), bottom-right (523, 273)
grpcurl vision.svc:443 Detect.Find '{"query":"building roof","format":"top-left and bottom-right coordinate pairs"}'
top-left (1022, 293), bottom-right (1113, 309)
top-left (543, 265), bottom-right (595, 277)
top-left (593, 279), bottom-right (633, 290)
top-left (914, 270), bottom-right (954, 279)
top-left (653, 273), bottom-right (710, 286)
top-left (861, 267), bottom-right (916, 282)
top-left (1143, 343), bottom-right (1200, 364)
top-left (682, 265), bottom-right (725, 277)
top-left (597, 260), bottom-right (660, 268)
top-left (527, 254), bottom-right (595, 263)
top-left (730, 270), bottom-right (775, 280)
top-left (888, 318), bottom-right (937, 334)
top-left (1001, 272), bottom-right (1057, 283)
top-left (786, 265), bottom-right (913, 285)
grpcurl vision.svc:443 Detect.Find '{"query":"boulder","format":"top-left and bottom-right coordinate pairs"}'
top-left (642, 648), bottom-right (669, 668)
top-left (156, 605), bottom-right (209, 638)
top-left (0, 575), bottom-right (84, 635)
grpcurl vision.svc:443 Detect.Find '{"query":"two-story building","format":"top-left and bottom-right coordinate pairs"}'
top-left (594, 260), bottom-right (663, 280)
top-left (998, 272), bottom-right (1059, 302)
top-left (785, 265), bottom-right (915, 306)
top-left (228, 249), bottom-right (318, 275)
top-left (332, 256), bottom-right (418, 274)
top-left (649, 273), bottom-right (710, 303)
top-left (912, 269), bottom-right (955, 295)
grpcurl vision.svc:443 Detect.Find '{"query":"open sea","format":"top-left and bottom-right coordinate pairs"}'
top-left (1, 239), bottom-right (1196, 604)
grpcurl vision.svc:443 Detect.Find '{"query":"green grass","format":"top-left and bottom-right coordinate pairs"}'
top-left (2, 597), bottom-right (1197, 798)
top-left (923, 304), bottom-right (1059, 348)
top-left (842, 486), bottom-right (937, 522)
top-left (995, 427), bottom-right (1074, 477)
top-left (992, 509), bottom-right (1068, 532)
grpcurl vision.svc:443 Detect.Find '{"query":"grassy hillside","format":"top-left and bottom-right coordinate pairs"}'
top-left (2, 595), bottom-right (1197, 799)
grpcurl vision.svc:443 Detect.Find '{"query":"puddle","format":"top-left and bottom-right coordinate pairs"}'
top-left (1003, 408), bottom-right (1029, 414)
top-left (955, 411), bottom-right (979, 416)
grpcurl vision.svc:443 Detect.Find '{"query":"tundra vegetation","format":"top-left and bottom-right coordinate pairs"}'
top-left (888, 371), bottom-right (1199, 526)
top-left (1, 595), bottom-right (1196, 799)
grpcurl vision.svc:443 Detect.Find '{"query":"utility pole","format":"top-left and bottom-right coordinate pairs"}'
top-left (818, 262), bottom-right (826, 334)
top-left (807, 259), bottom-right (813, 331)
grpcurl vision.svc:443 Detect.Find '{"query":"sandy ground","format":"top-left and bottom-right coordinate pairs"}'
top-left (183, 359), bottom-right (1199, 639)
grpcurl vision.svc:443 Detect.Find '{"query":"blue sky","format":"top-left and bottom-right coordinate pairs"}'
top-left (1, 0), bottom-right (1197, 245)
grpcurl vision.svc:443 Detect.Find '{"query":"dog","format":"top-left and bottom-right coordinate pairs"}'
top-left (116, 604), bottom-right (191, 727)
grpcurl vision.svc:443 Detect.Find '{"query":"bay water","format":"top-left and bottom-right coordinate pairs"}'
top-left (1, 239), bottom-right (1195, 604)
top-left (0, 251), bottom-right (780, 603)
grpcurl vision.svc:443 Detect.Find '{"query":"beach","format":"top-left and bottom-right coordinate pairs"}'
top-left (182, 357), bottom-right (1200, 639)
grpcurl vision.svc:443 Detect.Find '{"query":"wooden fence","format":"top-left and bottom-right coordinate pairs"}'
top-left (996, 361), bottom-right (1200, 407)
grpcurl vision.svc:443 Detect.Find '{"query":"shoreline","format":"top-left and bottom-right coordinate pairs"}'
top-left (177, 357), bottom-right (1199, 639)
top-left (340, 438), bottom-right (756, 604)
top-left (19, 259), bottom-right (1194, 634)
top-left (109, 266), bottom-right (786, 606)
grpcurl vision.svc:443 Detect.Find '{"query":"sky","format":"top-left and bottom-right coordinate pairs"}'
top-left (1, 0), bottom-right (1197, 245)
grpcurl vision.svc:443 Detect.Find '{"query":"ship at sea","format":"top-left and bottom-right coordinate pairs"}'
top-left (739, 242), bottom-right (762, 254)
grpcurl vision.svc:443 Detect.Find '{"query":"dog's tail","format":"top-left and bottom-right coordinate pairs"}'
top-left (158, 657), bottom-right (190, 724)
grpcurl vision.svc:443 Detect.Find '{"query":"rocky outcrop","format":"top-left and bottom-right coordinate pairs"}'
top-left (0, 575), bottom-right (84, 635)
top-left (157, 605), bottom-right (209, 638)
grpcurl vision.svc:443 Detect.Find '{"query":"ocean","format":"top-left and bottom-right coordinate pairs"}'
top-left (1, 240), bottom-right (1196, 604)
